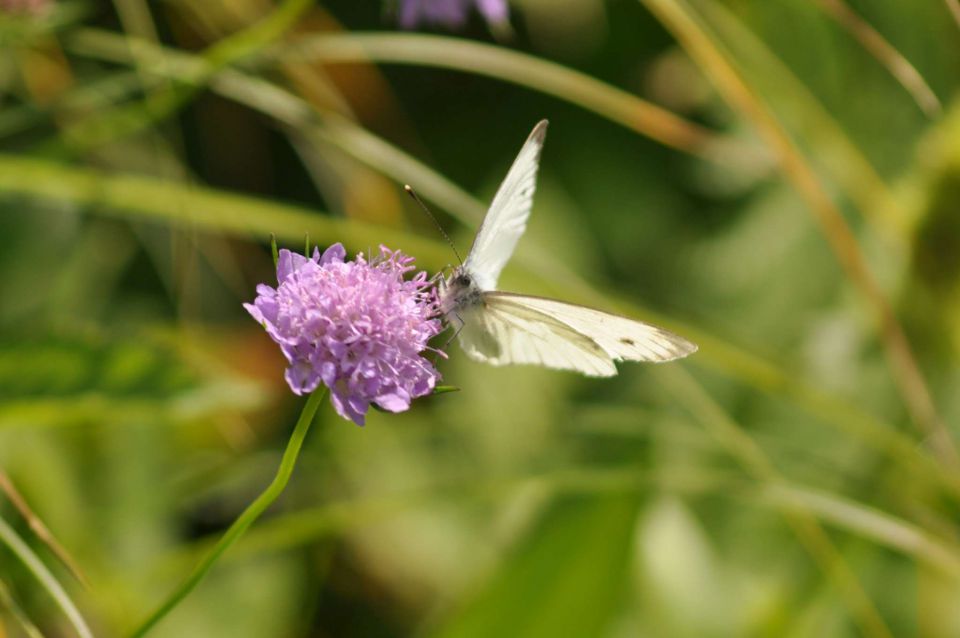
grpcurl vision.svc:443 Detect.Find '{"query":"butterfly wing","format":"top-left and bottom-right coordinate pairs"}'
top-left (450, 120), bottom-right (696, 376)
top-left (463, 120), bottom-right (548, 291)
top-left (455, 293), bottom-right (618, 377)
top-left (486, 293), bottom-right (697, 363)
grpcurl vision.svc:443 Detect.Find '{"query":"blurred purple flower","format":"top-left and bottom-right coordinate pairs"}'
top-left (245, 244), bottom-right (443, 425)
top-left (0, 0), bottom-right (49, 15)
top-left (398, 0), bottom-right (508, 29)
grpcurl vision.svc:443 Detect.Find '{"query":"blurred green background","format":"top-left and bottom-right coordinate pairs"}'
top-left (1, 0), bottom-right (960, 636)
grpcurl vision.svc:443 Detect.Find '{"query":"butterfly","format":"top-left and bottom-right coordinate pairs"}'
top-left (437, 119), bottom-right (697, 376)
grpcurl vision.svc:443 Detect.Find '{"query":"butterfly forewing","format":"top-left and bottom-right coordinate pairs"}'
top-left (463, 120), bottom-right (548, 291)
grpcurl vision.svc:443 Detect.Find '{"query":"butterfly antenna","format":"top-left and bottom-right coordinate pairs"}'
top-left (404, 185), bottom-right (464, 266)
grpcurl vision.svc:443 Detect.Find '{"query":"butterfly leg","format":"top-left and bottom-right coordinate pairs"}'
top-left (429, 312), bottom-right (464, 366)
top-left (442, 313), bottom-right (465, 351)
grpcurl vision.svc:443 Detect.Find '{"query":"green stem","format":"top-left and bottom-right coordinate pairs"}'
top-left (128, 388), bottom-right (327, 638)
top-left (0, 516), bottom-right (94, 638)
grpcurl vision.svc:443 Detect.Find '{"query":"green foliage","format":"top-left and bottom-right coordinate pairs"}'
top-left (0, 331), bottom-right (266, 429)
top-left (432, 495), bottom-right (639, 638)
top-left (1, 0), bottom-right (959, 636)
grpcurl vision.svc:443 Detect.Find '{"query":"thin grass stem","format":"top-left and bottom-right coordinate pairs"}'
top-left (63, 28), bottom-right (722, 161)
top-left (0, 471), bottom-right (88, 587)
top-left (0, 516), bottom-right (93, 638)
top-left (46, 0), bottom-right (313, 155)
top-left (696, 0), bottom-right (903, 240)
top-left (815, 0), bottom-right (941, 118)
top-left (0, 578), bottom-right (46, 638)
top-left (269, 32), bottom-right (717, 158)
top-left (659, 366), bottom-right (893, 638)
top-left (0, 152), bottom-right (448, 265)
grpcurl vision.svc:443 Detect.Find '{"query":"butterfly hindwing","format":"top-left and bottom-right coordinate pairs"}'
top-left (483, 293), bottom-right (697, 364)
top-left (456, 294), bottom-right (618, 377)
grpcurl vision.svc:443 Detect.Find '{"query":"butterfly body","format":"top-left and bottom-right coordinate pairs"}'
top-left (437, 120), bottom-right (696, 376)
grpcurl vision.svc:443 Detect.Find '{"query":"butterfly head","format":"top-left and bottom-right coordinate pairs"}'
top-left (451, 269), bottom-right (473, 289)
top-left (440, 267), bottom-right (482, 316)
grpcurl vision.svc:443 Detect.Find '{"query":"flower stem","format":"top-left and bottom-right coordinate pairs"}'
top-left (128, 388), bottom-right (327, 638)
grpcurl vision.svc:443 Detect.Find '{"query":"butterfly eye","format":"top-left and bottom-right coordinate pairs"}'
top-left (456, 274), bottom-right (472, 287)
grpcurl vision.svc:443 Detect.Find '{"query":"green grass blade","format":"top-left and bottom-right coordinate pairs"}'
top-left (762, 484), bottom-right (960, 577)
top-left (65, 27), bottom-right (722, 161)
top-left (0, 578), bottom-right (45, 638)
top-left (693, 0), bottom-right (903, 240)
top-left (0, 516), bottom-right (93, 638)
top-left (814, 0), bottom-right (941, 118)
top-left (639, 0), bottom-right (957, 471)
top-left (658, 365), bottom-right (893, 638)
top-left (44, 0), bottom-right (314, 155)
top-left (0, 153), bottom-right (448, 266)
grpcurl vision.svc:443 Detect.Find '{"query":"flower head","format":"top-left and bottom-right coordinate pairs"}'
top-left (398, 0), bottom-right (508, 30)
top-left (245, 244), bottom-right (443, 425)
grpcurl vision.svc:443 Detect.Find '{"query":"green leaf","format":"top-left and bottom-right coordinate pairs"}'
top-left (431, 385), bottom-right (461, 395)
top-left (430, 494), bottom-right (639, 638)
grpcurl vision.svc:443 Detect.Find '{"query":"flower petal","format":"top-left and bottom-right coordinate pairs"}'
top-left (276, 249), bottom-right (310, 282)
top-left (375, 389), bottom-right (411, 412)
top-left (476, 0), bottom-right (508, 22)
top-left (320, 243), bottom-right (346, 265)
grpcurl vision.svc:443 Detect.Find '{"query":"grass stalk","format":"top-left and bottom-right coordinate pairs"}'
top-left (696, 0), bottom-right (902, 240)
top-left (0, 471), bottom-right (88, 587)
top-left (0, 516), bottom-right (93, 638)
top-left (270, 32), bottom-right (717, 158)
top-left (47, 0), bottom-right (314, 155)
top-left (815, 0), bottom-right (941, 118)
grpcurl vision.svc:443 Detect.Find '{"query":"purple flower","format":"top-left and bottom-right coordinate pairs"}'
top-left (245, 244), bottom-right (443, 426)
top-left (0, 0), bottom-right (50, 14)
top-left (398, 0), bottom-right (508, 29)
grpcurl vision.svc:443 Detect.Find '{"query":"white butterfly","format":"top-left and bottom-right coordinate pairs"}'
top-left (438, 119), bottom-right (697, 377)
